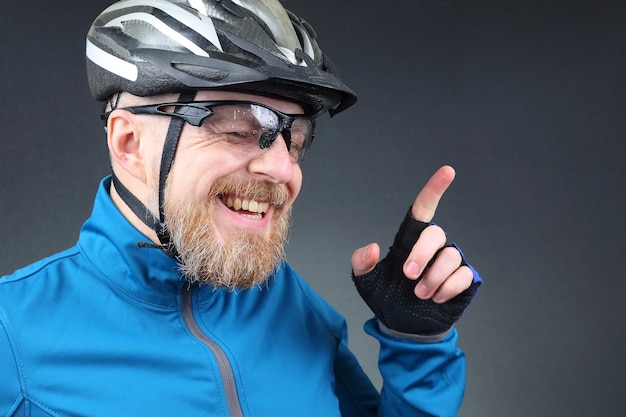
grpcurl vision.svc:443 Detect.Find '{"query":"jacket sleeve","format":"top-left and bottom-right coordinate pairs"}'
top-left (0, 314), bottom-right (25, 416)
top-left (334, 336), bottom-right (380, 417)
top-left (365, 319), bottom-right (466, 417)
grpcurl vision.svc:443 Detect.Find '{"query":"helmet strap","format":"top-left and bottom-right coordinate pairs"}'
top-left (110, 91), bottom-right (196, 254)
top-left (111, 172), bottom-right (161, 233)
top-left (155, 91), bottom-right (197, 247)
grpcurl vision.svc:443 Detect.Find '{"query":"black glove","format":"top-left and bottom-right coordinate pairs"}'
top-left (352, 208), bottom-right (482, 336)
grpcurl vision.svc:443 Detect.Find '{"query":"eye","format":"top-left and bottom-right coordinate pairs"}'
top-left (288, 130), bottom-right (308, 150)
top-left (287, 123), bottom-right (312, 162)
top-left (288, 141), bottom-right (302, 159)
top-left (202, 116), bottom-right (257, 138)
top-left (225, 130), bottom-right (257, 141)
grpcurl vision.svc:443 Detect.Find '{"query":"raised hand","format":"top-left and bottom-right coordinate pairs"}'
top-left (351, 165), bottom-right (482, 336)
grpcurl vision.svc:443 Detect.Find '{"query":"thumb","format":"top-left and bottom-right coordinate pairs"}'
top-left (351, 243), bottom-right (381, 277)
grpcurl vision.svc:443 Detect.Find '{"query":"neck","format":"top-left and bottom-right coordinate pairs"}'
top-left (110, 179), bottom-right (161, 245)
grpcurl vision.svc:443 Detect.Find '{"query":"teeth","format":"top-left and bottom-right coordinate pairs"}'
top-left (248, 200), bottom-right (258, 212)
top-left (221, 195), bottom-right (269, 215)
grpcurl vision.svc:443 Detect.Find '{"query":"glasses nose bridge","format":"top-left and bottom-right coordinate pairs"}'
top-left (259, 129), bottom-right (292, 155)
top-left (259, 112), bottom-right (293, 150)
top-left (279, 119), bottom-right (294, 151)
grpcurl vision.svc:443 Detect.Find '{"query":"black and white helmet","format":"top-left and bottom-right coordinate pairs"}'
top-left (86, 0), bottom-right (356, 115)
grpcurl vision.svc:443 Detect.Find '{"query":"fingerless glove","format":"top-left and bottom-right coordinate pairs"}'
top-left (352, 208), bottom-right (482, 336)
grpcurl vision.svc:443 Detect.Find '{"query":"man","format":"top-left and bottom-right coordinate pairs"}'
top-left (0, 0), bottom-right (482, 416)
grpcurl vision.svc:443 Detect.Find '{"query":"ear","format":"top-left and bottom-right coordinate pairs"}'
top-left (107, 110), bottom-right (148, 184)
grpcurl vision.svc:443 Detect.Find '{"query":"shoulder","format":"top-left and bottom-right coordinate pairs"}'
top-left (1, 246), bottom-right (80, 285)
top-left (0, 250), bottom-right (85, 414)
top-left (0, 248), bottom-right (82, 417)
top-left (0, 246), bottom-right (83, 329)
top-left (2, 243), bottom-right (80, 280)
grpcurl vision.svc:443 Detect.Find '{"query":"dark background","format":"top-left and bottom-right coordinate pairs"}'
top-left (2, 1), bottom-right (625, 416)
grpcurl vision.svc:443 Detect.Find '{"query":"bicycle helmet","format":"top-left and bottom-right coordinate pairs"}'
top-left (85, 0), bottom-right (356, 251)
top-left (86, 0), bottom-right (356, 116)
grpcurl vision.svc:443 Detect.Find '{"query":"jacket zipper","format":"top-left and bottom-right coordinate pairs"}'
top-left (182, 285), bottom-right (244, 417)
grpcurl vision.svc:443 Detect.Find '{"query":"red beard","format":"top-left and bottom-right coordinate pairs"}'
top-left (163, 177), bottom-right (291, 289)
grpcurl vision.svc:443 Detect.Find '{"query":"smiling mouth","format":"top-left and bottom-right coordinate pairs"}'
top-left (219, 194), bottom-right (270, 220)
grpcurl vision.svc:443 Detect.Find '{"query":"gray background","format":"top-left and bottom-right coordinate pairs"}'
top-left (1, 1), bottom-right (625, 416)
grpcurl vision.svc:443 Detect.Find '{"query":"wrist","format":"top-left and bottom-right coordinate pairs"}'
top-left (377, 320), bottom-right (453, 343)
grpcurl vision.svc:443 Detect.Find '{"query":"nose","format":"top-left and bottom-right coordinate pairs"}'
top-left (248, 133), bottom-right (294, 183)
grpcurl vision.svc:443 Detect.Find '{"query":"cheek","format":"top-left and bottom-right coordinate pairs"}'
top-left (164, 162), bottom-right (210, 206)
top-left (287, 166), bottom-right (303, 205)
top-left (168, 145), bottom-right (239, 197)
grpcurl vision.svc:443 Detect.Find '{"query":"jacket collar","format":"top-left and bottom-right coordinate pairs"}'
top-left (78, 176), bottom-right (184, 309)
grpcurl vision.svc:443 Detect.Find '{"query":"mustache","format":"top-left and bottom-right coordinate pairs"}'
top-left (208, 177), bottom-right (291, 207)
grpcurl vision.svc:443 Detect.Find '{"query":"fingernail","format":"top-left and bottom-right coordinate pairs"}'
top-left (415, 283), bottom-right (429, 299)
top-left (362, 246), bottom-right (370, 263)
top-left (405, 261), bottom-right (420, 278)
top-left (432, 293), bottom-right (444, 303)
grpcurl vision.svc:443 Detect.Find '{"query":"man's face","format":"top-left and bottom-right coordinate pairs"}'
top-left (148, 90), bottom-right (305, 289)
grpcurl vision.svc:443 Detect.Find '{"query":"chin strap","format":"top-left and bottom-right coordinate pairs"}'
top-left (111, 91), bottom-right (197, 251)
top-left (111, 173), bottom-right (161, 233)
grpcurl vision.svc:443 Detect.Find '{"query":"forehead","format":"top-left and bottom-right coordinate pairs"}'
top-left (193, 90), bottom-right (305, 115)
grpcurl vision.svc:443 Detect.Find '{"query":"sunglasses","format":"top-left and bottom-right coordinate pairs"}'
top-left (104, 100), bottom-right (316, 163)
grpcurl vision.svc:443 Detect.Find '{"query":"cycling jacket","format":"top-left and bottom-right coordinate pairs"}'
top-left (0, 177), bottom-right (466, 417)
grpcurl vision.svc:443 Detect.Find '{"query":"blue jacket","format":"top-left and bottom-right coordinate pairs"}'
top-left (0, 177), bottom-right (466, 417)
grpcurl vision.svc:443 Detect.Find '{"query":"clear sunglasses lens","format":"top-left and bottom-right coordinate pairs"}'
top-left (289, 118), bottom-right (314, 161)
top-left (199, 103), bottom-right (313, 162)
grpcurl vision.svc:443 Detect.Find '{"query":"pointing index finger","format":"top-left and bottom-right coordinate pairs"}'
top-left (412, 165), bottom-right (456, 223)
